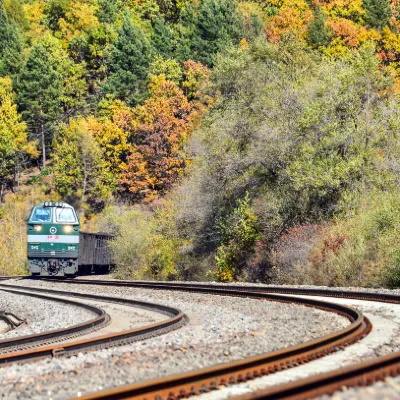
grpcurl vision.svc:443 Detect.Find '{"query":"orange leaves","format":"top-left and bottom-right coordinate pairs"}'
top-left (120, 76), bottom-right (197, 201)
top-left (119, 149), bottom-right (157, 202)
top-left (328, 18), bottom-right (364, 47)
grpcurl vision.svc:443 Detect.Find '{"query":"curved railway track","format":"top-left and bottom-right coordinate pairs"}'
top-left (0, 278), bottom-right (375, 399)
top-left (33, 278), bottom-right (400, 400)
top-left (0, 283), bottom-right (186, 365)
top-left (1, 278), bottom-right (399, 399)
top-left (0, 286), bottom-right (108, 354)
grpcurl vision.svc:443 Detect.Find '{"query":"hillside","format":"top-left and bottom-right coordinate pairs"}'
top-left (1, 0), bottom-right (400, 286)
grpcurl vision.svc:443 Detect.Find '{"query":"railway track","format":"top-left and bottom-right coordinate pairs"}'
top-left (0, 283), bottom-right (186, 365)
top-left (0, 286), bottom-right (108, 354)
top-left (1, 278), bottom-right (399, 399)
top-left (0, 278), bottom-right (374, 399)
top-left (33, 278), bottom-right (400, 400)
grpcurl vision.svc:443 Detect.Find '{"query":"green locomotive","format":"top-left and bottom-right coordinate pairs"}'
top-left (27, 202), bottom-right (113, 277)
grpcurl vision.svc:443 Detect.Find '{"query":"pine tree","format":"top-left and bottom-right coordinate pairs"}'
top-left (363, 0), bottom-right (392, 29)
top-left (192, 0), bottom-right (244, 66)
top-left (151, 16), bottom-right (174, 58)
top-left (307, 7), bottom-right (332, 48)
top-left (17, 38), bottom-right (86, 167)
top-left (97, 0), bottom-right (123, 23)
top-left (104, 11), bottom-right (153, 106)
top-left (0, 2), bottom-right (24, 77)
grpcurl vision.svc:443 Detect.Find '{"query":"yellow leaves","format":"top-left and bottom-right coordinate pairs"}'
top-left (239, 38), bottom-right (250, 51)
top-left (321, 0), bottom-right (365, 24)
top-left (381, 26), bottom-right (400, 55)
top-left (265, 0), bottom-right (313, 42)
top-left (66, 116), bottom-right (132, 175)
top-left (23, 2), bottom-right (48, 41)
top-left (109, 100), bottom-right (138, 133)
top-left (0, 77), bottom-right (32, 161)
top-left (0, 188), bottom-right (48, 275)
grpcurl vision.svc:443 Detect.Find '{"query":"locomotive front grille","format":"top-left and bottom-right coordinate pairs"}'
top-left (28, 250), bottom-right (79, 258)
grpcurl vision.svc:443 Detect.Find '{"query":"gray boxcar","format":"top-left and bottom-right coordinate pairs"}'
top-left (79, 232), bottom-right (114, 274)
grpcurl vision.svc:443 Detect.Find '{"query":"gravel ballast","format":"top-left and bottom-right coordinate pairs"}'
top-left (0, 278), bottom-right (350, 400)
top-left (73, 278), bottom-right (400, 400)
top-left (0, 289), bottom-right (96, 339)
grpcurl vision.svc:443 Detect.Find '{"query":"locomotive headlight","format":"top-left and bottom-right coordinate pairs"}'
top-left (34, 225), bottom-right (42, 232)
top-left (64, 225), bottom-right (73, 233)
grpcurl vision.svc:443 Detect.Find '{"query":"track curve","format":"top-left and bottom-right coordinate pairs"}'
top-left (4, 278), bottom-right (374, 400)
top-left (0, 283), bottom-right (187, 365)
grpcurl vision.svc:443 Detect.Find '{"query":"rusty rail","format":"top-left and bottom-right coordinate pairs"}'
top-left (35, 278), bottom-right (400, 400)
top-left (3, 278), bottom-right (399, 400)
top-left (0, 283), bottom-right (186, 365)
top-left (0, 286), bottom-right (107, 353)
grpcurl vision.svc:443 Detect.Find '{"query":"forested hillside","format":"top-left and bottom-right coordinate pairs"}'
top-left (1, 0), bottom-right (400, 286)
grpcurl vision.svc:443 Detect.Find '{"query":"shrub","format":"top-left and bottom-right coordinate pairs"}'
top-left (291, 191), bottom-right (400, 287)
top-left (215, 193), bottom-right (260, 282)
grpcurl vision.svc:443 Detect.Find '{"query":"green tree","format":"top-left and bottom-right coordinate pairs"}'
top-left (363, 0), bottom-right (392, 29)
top-left (215, 193), bottom-right (260, 282)
top-left (0, 2), bottom-right (24, 77)
top-left (17, 37), bottom-right (87, 168)
top-left (307, 7), bottom-right (332, 48)
top-left (192, 0), bottom-right (244, 66)
top-left (151, 16), bottom-right (174, 58)
top-left (97, 0), bottom-right (123, 23)
top-left (68, 24), bottom-right (116, 93)
top-left (104, 11), bottom-right (153, 106)
top-left (52, 119), bottom-right (114, 209)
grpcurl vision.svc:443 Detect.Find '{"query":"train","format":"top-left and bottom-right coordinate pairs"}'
top-left (27, 202), bottom-right (113, 277)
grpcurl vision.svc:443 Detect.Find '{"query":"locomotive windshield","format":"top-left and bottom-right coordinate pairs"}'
top-left (31, 207), bottom-right (51, 222)
top-left (55, 207), bottom-right (76, 223)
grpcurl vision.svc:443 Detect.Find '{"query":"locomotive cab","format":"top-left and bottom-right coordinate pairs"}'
top-left (27, 202), bottom-right (80, 277)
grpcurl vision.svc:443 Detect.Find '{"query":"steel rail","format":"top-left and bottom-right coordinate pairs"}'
top-left (15, 278), bottom-right (375, 400)
top-left (233, 351), bottom-right (400, 400)
top-left (56, 279), bottom-right (396, 400)
top-left (0, 283), bottom-right (187, 365)
top-left (0, 286), bottom-right (107, 353)
top-left (55, 278), bottom-right (400, 305)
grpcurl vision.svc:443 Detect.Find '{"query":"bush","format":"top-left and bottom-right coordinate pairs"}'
top-left (215, 193), bottom-right (260, 282)
top-left (289, 191), bottom-right (400, 287)
top-left (92, 202), bottom-right (184, 280)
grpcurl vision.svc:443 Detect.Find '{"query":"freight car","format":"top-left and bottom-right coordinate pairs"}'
top-left (27, 202), bottom-right (113, 277)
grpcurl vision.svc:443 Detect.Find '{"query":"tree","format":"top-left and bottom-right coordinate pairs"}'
top-left (363, 0), bottom-right (392, 29)
top-left (52, 119), bottom-right (114, 208)
top-left (17, 37), bottom-right (87, 168)
top-left (120, 77), bottom-right (194, 201)
top-left (0, 2), bottom-right (24, 77)
top-left (148, 57), bottom-right (182, 84)
top-left (307, 7), bottom-right (332, 48)
top-left (97, 0), bottom-right (123, 23)
top-left (182, 60), bottom-right (209, 100)
top-left (104, 11), bottom-right (153, 106)
top-left (68, 23), bottom-right (116, 94)
top-left (151, 16), bottom-right (174, 58)
top-left (0, 78), bottom-right (36, 198)
top-left (43, 0), bottom-right (71, 32)
top-left (192, 0), bottom-right (244, 66)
